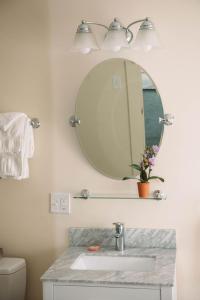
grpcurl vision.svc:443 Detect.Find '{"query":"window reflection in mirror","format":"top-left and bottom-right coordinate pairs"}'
top-left (142, 72), bottom-right (164, 146)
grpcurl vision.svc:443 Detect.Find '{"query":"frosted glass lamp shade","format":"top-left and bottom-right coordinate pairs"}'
top-left (73, 32), bottom-right (99, 54)
top-left (73, 18), bottom-right (161, 54)
top-left (102, 30), bottom-right (129, 52)
top-left (134, 27), bottom-right (161, 52)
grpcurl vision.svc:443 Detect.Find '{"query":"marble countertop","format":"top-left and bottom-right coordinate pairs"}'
top-left (41, 246), bottom-right (176, 287)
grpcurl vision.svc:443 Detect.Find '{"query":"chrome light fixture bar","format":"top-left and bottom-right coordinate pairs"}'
top-left (73, 17), bottom-right (160, 54)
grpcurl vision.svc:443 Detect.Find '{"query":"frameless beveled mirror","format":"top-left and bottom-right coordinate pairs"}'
top-left (74, 58), bottom-right (164, 179)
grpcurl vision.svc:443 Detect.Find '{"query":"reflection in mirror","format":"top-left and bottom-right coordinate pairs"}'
top-left (142, 72), bottom-right (164, 146)
top-left (75, 59), bottom-right (164, 179)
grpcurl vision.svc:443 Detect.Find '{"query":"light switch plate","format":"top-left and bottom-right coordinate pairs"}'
top-left (50, 192), bottom-right (71, 214)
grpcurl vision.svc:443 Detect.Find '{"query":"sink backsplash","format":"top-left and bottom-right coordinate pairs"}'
top-left (69, 228), bottom-right (176, 249)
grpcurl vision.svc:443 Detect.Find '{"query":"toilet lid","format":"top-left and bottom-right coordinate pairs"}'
top-left (0, 257), bottom-right (26, 274)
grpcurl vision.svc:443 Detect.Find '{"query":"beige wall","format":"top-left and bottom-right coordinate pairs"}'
top-left (0, 1), bottom-right (54, 299)
top-left (0, 0), bottom-right (200, 299)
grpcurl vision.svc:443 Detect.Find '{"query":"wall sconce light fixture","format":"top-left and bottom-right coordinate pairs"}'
top-left (73, 17), bottom-right (160, 54)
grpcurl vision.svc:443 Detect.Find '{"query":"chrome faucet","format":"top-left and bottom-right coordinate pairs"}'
top-left (113, 222), bottom-right (125, 251)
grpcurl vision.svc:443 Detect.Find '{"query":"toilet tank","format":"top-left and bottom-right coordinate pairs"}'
top-left (0, 257), bottom-right (26, 300)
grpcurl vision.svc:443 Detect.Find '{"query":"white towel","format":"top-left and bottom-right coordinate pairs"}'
top-left (0, 112), bottom-right (34, 179)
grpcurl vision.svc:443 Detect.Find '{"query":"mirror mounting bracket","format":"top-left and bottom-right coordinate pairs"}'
top-left (159, 113), bottom-right (174, 126)
top-left (69, 115), bottom-right (80, 127)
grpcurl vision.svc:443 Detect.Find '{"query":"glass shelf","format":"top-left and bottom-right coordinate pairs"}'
top-left (73, 190), bottom-right (166, 201)
top-left (73, 195), bottom-right (164, 200)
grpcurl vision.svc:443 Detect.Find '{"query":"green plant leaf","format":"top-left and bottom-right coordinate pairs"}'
top-left (149, 176), bottom-right (165, 182)
top-left (123, 177), bottom-right (138, 180)
top-left (141, 170), bottom-right (148, 182)
top-left (130, 164), bottom-right (141, 171)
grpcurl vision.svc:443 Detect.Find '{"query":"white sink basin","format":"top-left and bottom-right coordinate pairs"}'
top-left (70, 254), bottom-right (155, 272)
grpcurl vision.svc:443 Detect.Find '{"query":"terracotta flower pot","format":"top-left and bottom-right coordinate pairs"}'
top-left (137, 182), bottom-right (150, 198)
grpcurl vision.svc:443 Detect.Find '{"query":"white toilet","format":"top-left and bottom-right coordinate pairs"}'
top-left (0, 257), bottom-right (26, 300)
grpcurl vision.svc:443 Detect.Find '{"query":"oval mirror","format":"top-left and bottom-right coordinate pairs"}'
top-left (74, 58), bottom-right (164, 179)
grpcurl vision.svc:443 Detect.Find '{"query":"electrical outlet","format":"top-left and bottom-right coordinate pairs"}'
top-left (60, 193), bottom-right (70, 214)
top-left (50, 192), bottom-right (71, 214)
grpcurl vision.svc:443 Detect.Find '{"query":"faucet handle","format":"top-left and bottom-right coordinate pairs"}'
top-left (113, 222), bottom-right (124, 233)
top-left (113, 222), bottom-right (124, 226)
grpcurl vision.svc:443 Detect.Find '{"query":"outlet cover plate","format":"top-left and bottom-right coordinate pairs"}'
top-left (50, 192), bottom-right (71, 214)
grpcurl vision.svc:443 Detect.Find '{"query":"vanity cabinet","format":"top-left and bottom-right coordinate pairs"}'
top-left (41, 228), bottom-right (176, 300)
top-left (43, 282), bottom-right (175, 300)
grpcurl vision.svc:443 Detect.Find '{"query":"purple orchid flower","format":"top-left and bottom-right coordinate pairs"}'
top-left (152, 145), bottom-right (159, 154)
top-left (148, 157), bottom-right (156, 166)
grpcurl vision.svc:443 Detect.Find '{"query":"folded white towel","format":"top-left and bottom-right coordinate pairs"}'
top-left (0, 112), bottom-right (34, 179)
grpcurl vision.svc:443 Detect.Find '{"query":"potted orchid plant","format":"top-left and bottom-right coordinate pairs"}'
top-left (123, 145), bottom-right (164, 198)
